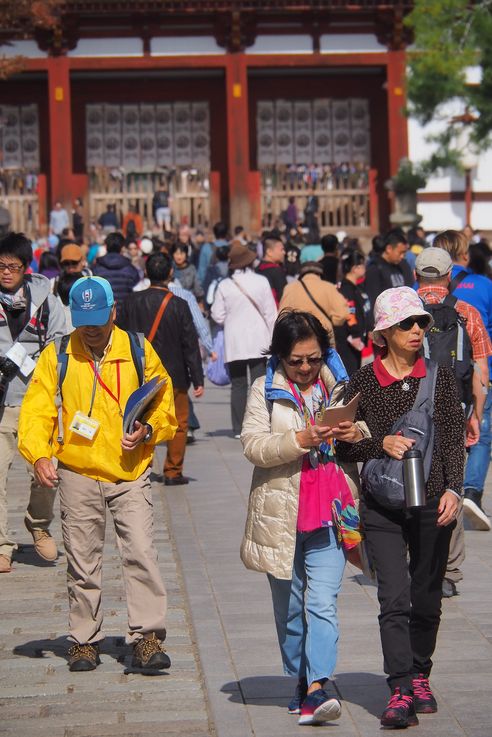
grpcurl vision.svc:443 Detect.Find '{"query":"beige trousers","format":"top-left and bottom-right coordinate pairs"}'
top-left (0, 405), bottom-right (56, 557)
top-left (445, 502), bottom-right (465, 584)
top-left (58, 465), bottom-right (167, 645)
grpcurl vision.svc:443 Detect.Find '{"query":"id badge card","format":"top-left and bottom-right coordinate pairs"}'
top-left (5, 343), bottom-right (36, 378)
top-left (69, 411), bottom-right (100, 441)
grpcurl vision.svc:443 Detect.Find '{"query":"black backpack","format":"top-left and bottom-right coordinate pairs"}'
top-left (361, 360), bottom-right (438, 510)
top-left (421, 294), bottom-right (473, 414)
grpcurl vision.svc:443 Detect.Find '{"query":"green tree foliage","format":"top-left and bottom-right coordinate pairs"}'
top-left (406, 0), bottom-right (492, 154)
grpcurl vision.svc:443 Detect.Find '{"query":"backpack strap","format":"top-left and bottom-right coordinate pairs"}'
top-left (127, 331), bottom-right (145, 387)
top-left (55, 334), bottom-right (71, 444)
top-left (413, 359), bottom-right (438, 413)
top-left (449, 269), bottom-right (468, 294)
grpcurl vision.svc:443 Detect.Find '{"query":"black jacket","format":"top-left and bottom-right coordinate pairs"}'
top-left (256, 261), bottom-right (287, 304)
top-left (117, 287), bottom-right (204, 390)
top-left (364, 255), bottom-right (414, 310)
top-left (93, 252), bottom-right (140, 304)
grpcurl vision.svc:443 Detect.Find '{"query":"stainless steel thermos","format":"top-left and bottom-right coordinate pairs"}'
top-left (403, 449), bottom-right (426, 508)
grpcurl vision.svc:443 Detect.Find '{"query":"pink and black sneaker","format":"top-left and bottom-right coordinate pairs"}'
top-left (380, 687), bottom-right (419, 729)
top-left (412, 674), bottom-right (437, 713)
top-left (298, 688), bottom-right (341, 725)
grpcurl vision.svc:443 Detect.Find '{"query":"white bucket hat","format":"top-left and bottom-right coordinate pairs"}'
top-left (372, 287), bottom-right (434, 347)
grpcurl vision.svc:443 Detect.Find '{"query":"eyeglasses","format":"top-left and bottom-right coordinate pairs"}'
top-left (396, 315), bottom-right (431, 331)
top-left (0, 262), bottom-right (24, 273)
top-left (285, 355), bottom-right (323, 368)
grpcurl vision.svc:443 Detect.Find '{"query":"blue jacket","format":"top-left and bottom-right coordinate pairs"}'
top-left (450, 265), bottom-right (492, 373)
top-left (93, 253), bottom-right (140, 304)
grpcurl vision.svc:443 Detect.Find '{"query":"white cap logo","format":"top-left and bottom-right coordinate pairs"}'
top-left (82, 289), bottom-right (92, 303)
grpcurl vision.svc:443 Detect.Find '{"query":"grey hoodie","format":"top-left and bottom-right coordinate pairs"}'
top-left (0, 273), bottom-right (66, 407)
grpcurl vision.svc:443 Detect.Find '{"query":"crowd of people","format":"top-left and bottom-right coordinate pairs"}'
top-left (0, 211), bottom-right (490, 729)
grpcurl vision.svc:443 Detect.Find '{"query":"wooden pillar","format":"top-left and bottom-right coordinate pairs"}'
top-left (47, 56), bottom-right (74, 212)
top-left (225, 53), bottom-right (252, 229)
top-left (386, 49), bottom-right (409, 176)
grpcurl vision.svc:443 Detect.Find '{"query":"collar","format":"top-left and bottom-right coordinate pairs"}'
top-left (417, 284), bottom-right (449, 303)
top-left (69, 325), bottom-right (130, 363)
top-left (373, 354), bottom-right (426, 387)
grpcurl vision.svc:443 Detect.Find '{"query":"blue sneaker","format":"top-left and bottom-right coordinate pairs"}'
top-left (288, 677), bottom-right (308, 714)
top-left (298, 688), bottom-right (342, 725)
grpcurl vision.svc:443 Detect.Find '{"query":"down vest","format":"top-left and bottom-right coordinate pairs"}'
top-left (240, 351), bottom-right (368, 580)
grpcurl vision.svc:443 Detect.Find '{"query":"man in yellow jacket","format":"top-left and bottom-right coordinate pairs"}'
top-left (18, 276), bottom-right (177, 673)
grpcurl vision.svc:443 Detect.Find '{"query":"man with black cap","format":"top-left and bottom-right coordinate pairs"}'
top-left (18, 276), bottom-right (178, 672)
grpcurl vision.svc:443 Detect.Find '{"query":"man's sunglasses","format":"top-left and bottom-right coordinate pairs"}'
top-left (61, 260), bottom-right (82, 268)
top-left (285, 356), bottom-right (323, 367)
top-left (396, 315), bottom-right (431, 331)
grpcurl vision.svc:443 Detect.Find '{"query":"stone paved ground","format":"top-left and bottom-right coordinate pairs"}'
top-left (1, 382), bottom-right (492, 737)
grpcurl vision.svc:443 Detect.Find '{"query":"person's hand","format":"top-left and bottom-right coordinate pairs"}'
top-left (437, 490), bottom-right (459, 527)
top-left (121, 420), bottom-right (148, 451)
top-left (383, 434), bottom-right (415, 459)
top-left (347, 336), bottom-right (365, 352)
top-left (34, 457), bottom-right (59, 488)
top-left (193, 385), bottom-right (204, 398)
top-left (346, 545), bottom-right (363, 571)
top-left (465, 413), bottom-right (480, 447)
top-left (331, 421), bottom-right (363, 443)
top-left (209, 352), bottom-right (218, 362)
top-left (296, 424), bottom-right (334, 448)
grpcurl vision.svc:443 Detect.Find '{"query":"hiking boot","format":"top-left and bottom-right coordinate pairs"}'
top-left (288, 677), bottom-right (308, 715)
top-left (0, 554), bottom-right (12, 573)
top-left (412, 674), bottom-right (437, 713)
top-left (67, 643), bottom-right (100, 672)
top-left (380, 687), bottom-right (419, 728)
top-left (298, 688), bottom-right (341, 725)
top-left (131, 633), bottom-right (171, 670)
top-left (463, 488), bottom-right (491, 531)
top-left (24, 519), bottom-right (57, 561)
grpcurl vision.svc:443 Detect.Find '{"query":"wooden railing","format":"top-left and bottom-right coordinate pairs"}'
top-left (0, 195), bottom-right (39, 236)
top-left (261, 188), bottom-right (371, 234)
top-left (89, 191), bottom-right (210, 231)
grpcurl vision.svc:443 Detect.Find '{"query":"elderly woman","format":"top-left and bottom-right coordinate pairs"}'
top-left (336, 287), bottom-right (464, 729)
top-left (240, 310), bottom-right (366, 726)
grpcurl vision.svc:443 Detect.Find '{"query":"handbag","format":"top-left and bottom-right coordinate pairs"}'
top-left (206, 329), bottom-right (231, 386)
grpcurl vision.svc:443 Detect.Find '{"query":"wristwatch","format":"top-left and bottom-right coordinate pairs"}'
top-left (144, 423), bottom-right (153, 442)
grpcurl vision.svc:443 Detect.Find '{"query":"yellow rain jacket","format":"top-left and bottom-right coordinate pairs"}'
top-left (18, 326), bottom-right (177, 482)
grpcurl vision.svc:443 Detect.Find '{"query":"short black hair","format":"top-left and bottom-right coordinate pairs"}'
top-left (340, 248), bottom-right (365, 275)
top-left (234, 225), bottom-right (244, 235)
top-left (39, 251), bottom-right (60, 274)
top-left (146, 253), bottom-right (173, 282)
top-left (171, 242), bottom-right (189, 258)
top-left (268, 310), bottom-right (330, 358)
top-left (0, 232), bottom-right (33, 267)
top-left (213, 221), bottom-right (228, 240)
top-left (321, 234), bottom-right (339, 254)
top-left (105, 232), bottom-right (125, 253)
top-left (57, 271), bottom-right (83, 306)
top-left (371, 234), bottom-right (385, 255)
top-left (384, 228), bottom-right (407, 249)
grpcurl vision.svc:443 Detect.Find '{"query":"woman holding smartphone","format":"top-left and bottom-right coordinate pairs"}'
top-left (240, 310), bottom-right (367, 726)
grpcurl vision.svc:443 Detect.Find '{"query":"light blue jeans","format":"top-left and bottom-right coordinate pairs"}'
top-left (464, 386), bottom-right (492, 495)
top-left (268, 526), bottom-right (346, 686)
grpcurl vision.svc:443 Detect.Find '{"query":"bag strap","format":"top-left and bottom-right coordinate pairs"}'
top-left (449, 269), bottom-right (468, 294)
top-left (299, 277), bottom-right (333, 324)
top-left (127, 331), bottom-right (145, 386)
top-left (148, 291), bottom-right (173, 343)
top-left (55, 333), bottom-right (71, 444)
top-left (413, 359), bottom-right (438, 413)
top-left (231, 277), bottom-right (269, 328)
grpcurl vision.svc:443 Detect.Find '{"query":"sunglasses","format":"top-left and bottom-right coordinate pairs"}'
top-left (61, 260), bottom-right (82, 268)
top-left (396, 315), bottom-right (431, 331)
top-left (285, 356), bottom-right (323, 368)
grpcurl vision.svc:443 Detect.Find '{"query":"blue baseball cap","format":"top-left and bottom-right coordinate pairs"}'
top-left (69, 276), bottom-right (115, 327)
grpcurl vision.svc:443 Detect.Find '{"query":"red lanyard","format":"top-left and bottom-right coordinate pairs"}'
top-left (88, 360), bottom-right (121, 415)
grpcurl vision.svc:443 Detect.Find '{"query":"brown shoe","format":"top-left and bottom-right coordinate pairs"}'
top-left (24, 520), bottom-right (57, 562)
top-left (0, 554), bottom-right (12, 573)
top-left (67, 643), bottom-right (100, 672)
top-left (131, 633), bottom-right (171, 670)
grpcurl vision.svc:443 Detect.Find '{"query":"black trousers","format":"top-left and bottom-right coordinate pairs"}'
top-left (360, 495), bottom-right (454, 691)
top-left (228, 358), bottom-right (266, 436)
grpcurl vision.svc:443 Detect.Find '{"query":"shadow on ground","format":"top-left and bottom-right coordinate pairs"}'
top-left (221, 672), bottom-right (387, 718)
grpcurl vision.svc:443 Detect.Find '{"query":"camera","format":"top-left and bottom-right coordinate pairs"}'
top-left (0, 355), bottom-right (19, 405)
